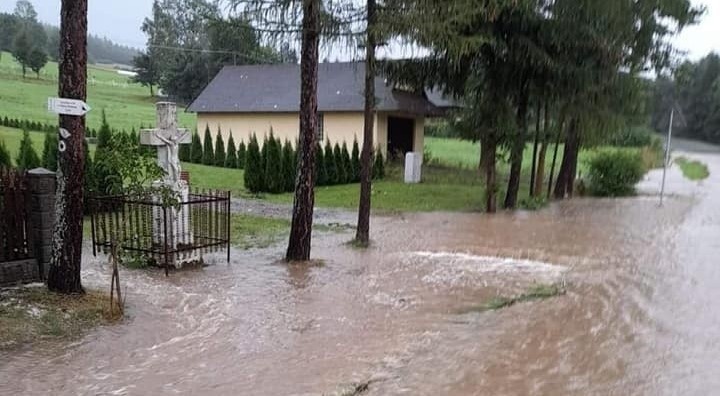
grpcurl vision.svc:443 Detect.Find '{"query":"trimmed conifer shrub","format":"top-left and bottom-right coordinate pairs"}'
top-left (15, 130), bottom-right (41, 170)
top-left (41, 129), bottom-right (58, 171)
top-left (282, 140), bottom-right (296, 192)
top-left (260, 134), bottom-right (269, 186)
top-left (202, 124), bottom-right (214, 165)
top-left (264, 133), bottom-right (284, 193)
top-left (97, 109), bottom-right (112, 150)
top-left (82, 139), bottom-right (96, 213)
top-left (341, 142), bottom-right (352, 184)
top-left (214, 127), bottom-right (226, 167)
top-left (225, 132), bottom-right (237, 168)
top-left (237, 140), bottom-right (247, 169)
top-left (324, 140), bottom-right (337, 185)
top-left (244, 134), bottom-right (264, 193)
top-left (0, 139), bottom-right (11, 168)
top-left (315, 143), bottom-right (327, 186)
top-left (372, 147), bottom-right (385, 179)
top-left (333, 143), bottom-right (347, 184)
top-left (351, 138), bottom-right (360, 182)
top-left (190, 131), bottom-right (203, 163)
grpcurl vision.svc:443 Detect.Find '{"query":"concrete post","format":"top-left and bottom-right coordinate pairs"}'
top-left (27, 168), bottom-right (56, 280)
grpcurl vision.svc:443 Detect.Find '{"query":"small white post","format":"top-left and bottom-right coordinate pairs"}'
top-left (660, 108), bottom-right (674, 205)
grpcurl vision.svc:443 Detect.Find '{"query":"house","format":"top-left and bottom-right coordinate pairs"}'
top-left (187, 62), bottom-right (448, 158)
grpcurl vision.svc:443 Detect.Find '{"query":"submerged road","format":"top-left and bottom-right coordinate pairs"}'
top-left (1, 141), bottom-right (719, 395)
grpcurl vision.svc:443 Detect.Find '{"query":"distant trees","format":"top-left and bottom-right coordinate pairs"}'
top-left (6, 1), bottom-right (48, 78)
top-left (132, 52), bottom-right (160, 96)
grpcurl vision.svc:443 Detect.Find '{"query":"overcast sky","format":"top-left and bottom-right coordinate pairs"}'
top-left (1, 0), bottom-right (718, 60)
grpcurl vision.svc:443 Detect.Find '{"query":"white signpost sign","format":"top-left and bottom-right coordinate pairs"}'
top-left (47, 97), bottom-right (91, 116)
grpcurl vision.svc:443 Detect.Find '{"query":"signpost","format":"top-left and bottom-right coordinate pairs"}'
top-left (48, 97), bottom-right (91, 116)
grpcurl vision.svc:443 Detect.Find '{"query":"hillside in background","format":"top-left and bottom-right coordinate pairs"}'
top-left (43, 25), bottom-right (139, 66)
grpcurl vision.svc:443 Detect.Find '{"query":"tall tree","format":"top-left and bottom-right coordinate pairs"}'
top-left (132, 51), bottom-right (160, 96)
top-left (48, 0), bottom-right (87, 294)
top-left (286, 0), bottom-right (321, 261)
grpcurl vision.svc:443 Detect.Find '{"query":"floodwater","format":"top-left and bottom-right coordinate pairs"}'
top-left (2, 150), bottom-right (719, 395)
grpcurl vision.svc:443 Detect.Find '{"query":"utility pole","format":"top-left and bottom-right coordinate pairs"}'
top-left (47, 0), bottom-right (88, 293)
top-left (660, 108), bottom-right (674, 206)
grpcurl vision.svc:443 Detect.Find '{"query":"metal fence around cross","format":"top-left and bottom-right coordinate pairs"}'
top-left (89, 189), bottom-right (231, 275)
top-left (0, 168), bottom-right (33, 263)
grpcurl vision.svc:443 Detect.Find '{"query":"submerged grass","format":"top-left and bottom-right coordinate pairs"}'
top-left (0, 286), bottom-right (121, 351)
top-left (465, 283), bottom-right (566, 313)
top-left (230, 214), bottom-right (289, 249)
top-left (676, 157), bottom-right (710, 181)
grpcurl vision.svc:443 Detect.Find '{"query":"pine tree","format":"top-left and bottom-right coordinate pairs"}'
top-left (244, 134), bottom-right (263, 193)
top-left (351, 138), bottom-right (360, 182)
top-left (324, 140), bottom-right (337, 184)
top-left (225, 132), bottom-right (237, 168)
top-left (2, 116), bottom-right (8, 126)
top-left (97, 109), bottom-right (112, 150)
top-left (214, 127), bottom-right (226, 167)
top-left (202, 124), bottom-right (214, 165)
top-left (0, 139), bottom-right (11, 168)
top-left (315, 143), bottom-right (327, 186)
top-left (42, 128), bottom-right (59, 171)
top-left (237, 140), bottom-right (247, 169)
top-left (260, 134), bottom-right (269, 190)
top-left (282, 140), bottom-right (296, 192)
top-left (179, 135), bottom-right (191, 162)
top-left (341, 142), bottom-right (352, 184)
top-left (265, 133), bottom-right (283, 193)
top-left (373, 147), bottom-right (385, 180)
top-left (190, 131), bottom-right (203, 163)
top-left (334, 143), bottom-right (347, 184)
top-left (15, 130), bottom-right (41, 170)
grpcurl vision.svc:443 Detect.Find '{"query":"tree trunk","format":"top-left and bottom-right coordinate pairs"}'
top-left (553, 118), bottom-right (579, 199)
top-left (286, 0), bottom-right (320, 261)
top-left (533, 102), bottom-right (550, 197)
top-left (47, 0), bottom-right (88, 294)
top-left (150, 84), bottom-right (154, 97)
top-left (504, 89), bottom-right (529, 210)
top-left (355, 0), bottom-right (377, 247)
top-left (482, 134), bottom-right (498, 213)
top-left (478, 138), bottom-right (485, 171)
top-left (529, 101), bottom-right (541, 196)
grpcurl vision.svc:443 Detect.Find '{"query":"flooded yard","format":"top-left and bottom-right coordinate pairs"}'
top-left (1, 151), bottom-right (718, 395)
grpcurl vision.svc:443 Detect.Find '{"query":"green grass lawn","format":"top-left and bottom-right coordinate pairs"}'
top-left (0, 51), bottom-right (195, 132)
top-left (676, 157), bottom-right (710, 181)
top-left (1, 125), bottom-right (96, 166)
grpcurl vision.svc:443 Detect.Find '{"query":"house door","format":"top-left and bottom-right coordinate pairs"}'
top-left (387, 116), bottom-right (415, 160)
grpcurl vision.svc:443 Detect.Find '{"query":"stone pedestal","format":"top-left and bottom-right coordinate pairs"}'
top-left (152, 181), bottom-right (200, 268)
top-left (404, 152), bottom-right (423, 184)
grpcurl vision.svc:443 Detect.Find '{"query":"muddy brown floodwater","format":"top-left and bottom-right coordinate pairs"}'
top-left (1, 151), bottom-right (719, 395)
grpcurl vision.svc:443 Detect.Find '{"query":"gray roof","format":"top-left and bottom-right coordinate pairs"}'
top-left (187, 62), bottom-right (444, 116)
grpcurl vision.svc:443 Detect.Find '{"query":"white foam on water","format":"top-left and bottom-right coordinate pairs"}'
top-left (408, 251), bottom-right (568, 287)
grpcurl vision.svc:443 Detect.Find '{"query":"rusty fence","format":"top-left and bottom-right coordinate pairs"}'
top-left (89, 189), bottom-right (231, 275)
top-left (0, 168), bottom-right (32, 263)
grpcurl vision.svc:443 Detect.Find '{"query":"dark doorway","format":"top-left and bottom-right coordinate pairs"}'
top-left (387, 116), bottom-right (415, 160)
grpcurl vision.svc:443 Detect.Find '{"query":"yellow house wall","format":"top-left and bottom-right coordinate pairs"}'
top-left (196, 111), bottom-right (424, 157)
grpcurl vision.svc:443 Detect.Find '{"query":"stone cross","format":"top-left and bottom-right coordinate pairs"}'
top-left (140, 102), bottom-right (191, 185)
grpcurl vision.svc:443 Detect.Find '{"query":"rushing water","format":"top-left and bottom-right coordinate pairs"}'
top-left (1, 151), bottom-right (719, 395)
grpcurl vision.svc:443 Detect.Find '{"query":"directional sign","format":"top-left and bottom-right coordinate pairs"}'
top-left (47, 97), bottom-right (91, 116)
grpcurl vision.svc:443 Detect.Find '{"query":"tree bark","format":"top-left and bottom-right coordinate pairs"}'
top-left (48, 0), bottom-right (88, 294)
top-left (529, 101), bottom-right (541, 196)
top-left (482, 134), bottom-right (498, 213)
top-left (286, 0), bottom-right (320, 261)
top-left (553, 118), bottom-right (580, 199)
top-left (533, 101), bottom-right (550, 197)
top-left (504, 89), bottom-right (529, 209)
top-left (547, 112), bottom-right (565, 199)
top-left (355, 0), bottom-right (377, 247)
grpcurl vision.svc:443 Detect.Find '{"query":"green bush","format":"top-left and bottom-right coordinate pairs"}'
top-left (608, 126), bottom-right (660, 148)
top-left (97, 109), bottom-right (112, 150)
top-left (244, 134), bottom-right (264, 193)
top-left (372, 147), bottom-right (385, 180)
top-left (15, 130), bottom-right (41, 170)
top-left (42, 129), bottom-right (58, 171)
top-left (202, 124), bottom-right (214, 165)
top-left (282, 140), bottom-right (296, 192)
top-left (226, 132), bottom-right (237, 168)
top-left (0, 139), bottom-right (11, 168)
top-left (315, 143), bottom-right (327, 186)
top-left (264, 133), bottom-right (284, 193)
top-left (190, 131), bottom-right (203, 163)
top-left (340, 142), bottom-right (352, 184)
top-left (351, 138), bottom-right (360, 182)
top-left (333, 143), bottom-right (346, 184)
top-left (214, 127), bottom-right (226, 167)
top-left (237, 140), bottom-right (246, 169)
top-left (324, 140), bottom-right (338, 185)
top-left (82, 139), bottom-right (96, 213)
top-left (587, 148), bottom-right (645, 197)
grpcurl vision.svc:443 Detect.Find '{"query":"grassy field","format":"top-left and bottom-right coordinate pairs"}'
top-left (676, 157), bottom-right (710, 181)
top-left (0, 51), bottom-right (195, 131)
top-left (1, 126), bottom-right (96, 166)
